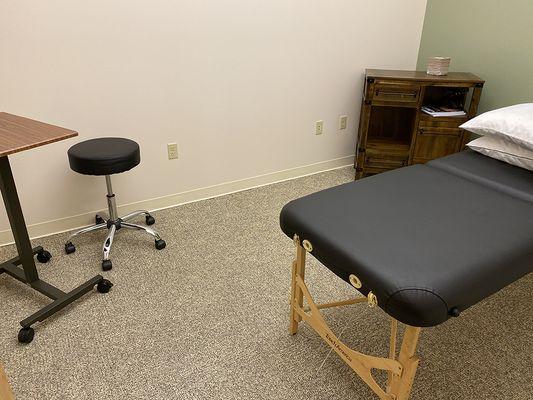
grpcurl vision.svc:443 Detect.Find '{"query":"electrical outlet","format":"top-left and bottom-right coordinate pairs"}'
top-left (339, 115), bottom-right (348, 130)
top-left (315, 120), bottom-right (324, 135)
top-left (167, 143), bottom-right (178, 160)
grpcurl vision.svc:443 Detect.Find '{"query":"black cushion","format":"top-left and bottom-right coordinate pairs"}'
top-left (68, 138), bottom-right (140, 175)
top-left (280, 151), bottom-right (533, 327)
top-left (428, 149), bottom-right (533, 203)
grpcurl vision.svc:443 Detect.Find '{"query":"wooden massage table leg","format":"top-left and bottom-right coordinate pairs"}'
top-left (0, 363), bottom-right (15, 400)
top-left (387, 319), bottom-right (399, 392)
top-left (388, 325), bottom-right (421, 400)
top-left (288, 236), bottom-right (423, 400)
top-left (289, 235), bottom-right (306, 335)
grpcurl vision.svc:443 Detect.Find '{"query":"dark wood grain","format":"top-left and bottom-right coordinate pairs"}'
top-left (413, 132), bottom-right (462, 160)
top-left (0, 112), bottom-right (78, 157)
top-left (355, 69), bottom-right (484, 179)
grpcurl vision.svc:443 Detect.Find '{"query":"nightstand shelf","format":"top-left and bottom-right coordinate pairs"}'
top-left (418, 113), bottom-right (469, 123)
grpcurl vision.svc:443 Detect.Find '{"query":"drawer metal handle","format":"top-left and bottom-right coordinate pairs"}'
top-left (376, 90), bottom-right (418, 98)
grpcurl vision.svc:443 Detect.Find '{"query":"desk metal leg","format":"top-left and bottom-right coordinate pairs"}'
top-left (0, 157), bottom-right (38, 282)
top-left (0, 156), bottom-right (113, 343)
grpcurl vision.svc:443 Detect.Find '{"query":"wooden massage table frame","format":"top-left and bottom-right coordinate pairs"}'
top-left (0, 363), bottom-right (15, 400)
top-left (289, 234), bottom-right (421, 400)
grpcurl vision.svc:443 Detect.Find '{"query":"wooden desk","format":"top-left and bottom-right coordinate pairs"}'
top-left (0, 113), bottom-right (110, 344)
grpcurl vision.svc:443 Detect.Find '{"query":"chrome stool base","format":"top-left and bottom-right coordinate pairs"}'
top-left (64, 176), bottom-right (166, 271)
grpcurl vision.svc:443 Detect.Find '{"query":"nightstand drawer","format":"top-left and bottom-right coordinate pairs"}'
top-left (419, 116), bottom-right (467, 129)
top-left (365, 152), bottom-right (408, 169)
top-left (373, 83), bottom-right (420, 104)
top-left (418, 127), bottom-right (462, 136)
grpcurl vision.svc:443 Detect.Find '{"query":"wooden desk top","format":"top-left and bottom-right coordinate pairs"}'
top-left (0, 112), bottom-right (78, 157)
top-left (366, 69), bottom-right (484, 84)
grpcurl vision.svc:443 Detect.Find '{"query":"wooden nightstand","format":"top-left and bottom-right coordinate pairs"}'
top-left (354, 69), bottom-right (484, 179)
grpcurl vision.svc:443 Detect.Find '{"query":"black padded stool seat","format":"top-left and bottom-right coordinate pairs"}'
top-left (68, 137), bottom-right (140, 175)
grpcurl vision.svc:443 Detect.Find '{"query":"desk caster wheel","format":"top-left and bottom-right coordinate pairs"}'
top-left (97, 279), bottom-right (113, 293)
top-left (155, 239), bottom-right (166, 250)
top-left (65, 242), bottom-right (76, 254)
top-left (102, 260), bottom-right (112, 271)
top-left (95, 214), bottom-right (105, 225)
top-left (146, 215), bottom-right (155, 225)
top-left (18, 327), bottom-right (35, 344)
top-left (36, 250), bottom-right (52, 263)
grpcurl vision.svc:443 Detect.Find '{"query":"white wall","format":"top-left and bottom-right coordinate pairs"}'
top-left (0, 0), bottom-right (427, 241)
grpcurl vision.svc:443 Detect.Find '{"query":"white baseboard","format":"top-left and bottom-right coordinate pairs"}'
top-left (0, 155), bottom-right (354, 246)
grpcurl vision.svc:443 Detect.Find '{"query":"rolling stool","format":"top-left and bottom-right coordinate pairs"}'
top-left (65, 137), bottom-right (166, 271)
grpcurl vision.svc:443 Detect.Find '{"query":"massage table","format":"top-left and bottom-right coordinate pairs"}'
top-left (280, 150), bottom-right (533, 400)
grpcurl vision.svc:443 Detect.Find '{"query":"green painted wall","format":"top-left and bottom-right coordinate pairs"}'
top-left (417, 0), bottom-right (533, 112)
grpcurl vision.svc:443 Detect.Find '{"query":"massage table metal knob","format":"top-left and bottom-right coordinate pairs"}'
top-left (349, 274), bottom-right (362, 289)
top-left (302, 239), bottom-right (313, 252)
top-left (449, 307), bottom-right (461, 317)
top-left (367, 291), bottom-right (378, 308)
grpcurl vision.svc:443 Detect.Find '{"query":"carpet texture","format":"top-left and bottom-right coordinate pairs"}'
top-left (0, 167), bottom-right (531, 400)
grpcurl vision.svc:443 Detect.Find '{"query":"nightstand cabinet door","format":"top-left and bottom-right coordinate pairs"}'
top-left (413, 128), bottom-right (462, 162)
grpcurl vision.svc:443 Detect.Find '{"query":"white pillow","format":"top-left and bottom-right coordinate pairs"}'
top-left (460, 103), bottom-right (533, 151)
top-left (467, 135), bottom-right (533, 171)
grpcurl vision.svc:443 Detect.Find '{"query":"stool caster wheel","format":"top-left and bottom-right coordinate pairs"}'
top-left (18, 327), bottom-right (35, 344)
top-left (155, 239), bottom-right (166, 250)
top-left (95, 214), bottom-right (105, 225)
top-left (96, 279), bottom-right (113, 293)
top-left (102, 259), bottom-right (113, 271)
top-left (145, 215), bottom-right (155, 225)
top-left (65, 242), bottom-right (76, 254)
top-left (36, 250), bottom-right (52, 263)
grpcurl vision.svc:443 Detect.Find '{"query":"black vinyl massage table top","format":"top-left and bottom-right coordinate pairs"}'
top-left (280, 150), bottom-right (533, 327)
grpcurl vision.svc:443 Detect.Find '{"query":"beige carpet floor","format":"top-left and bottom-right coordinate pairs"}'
top-left (0, 167), bottom-right (532, 400)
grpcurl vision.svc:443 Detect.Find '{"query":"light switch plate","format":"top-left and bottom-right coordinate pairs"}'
top-left (339, 115), bottom-right (348, 130)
